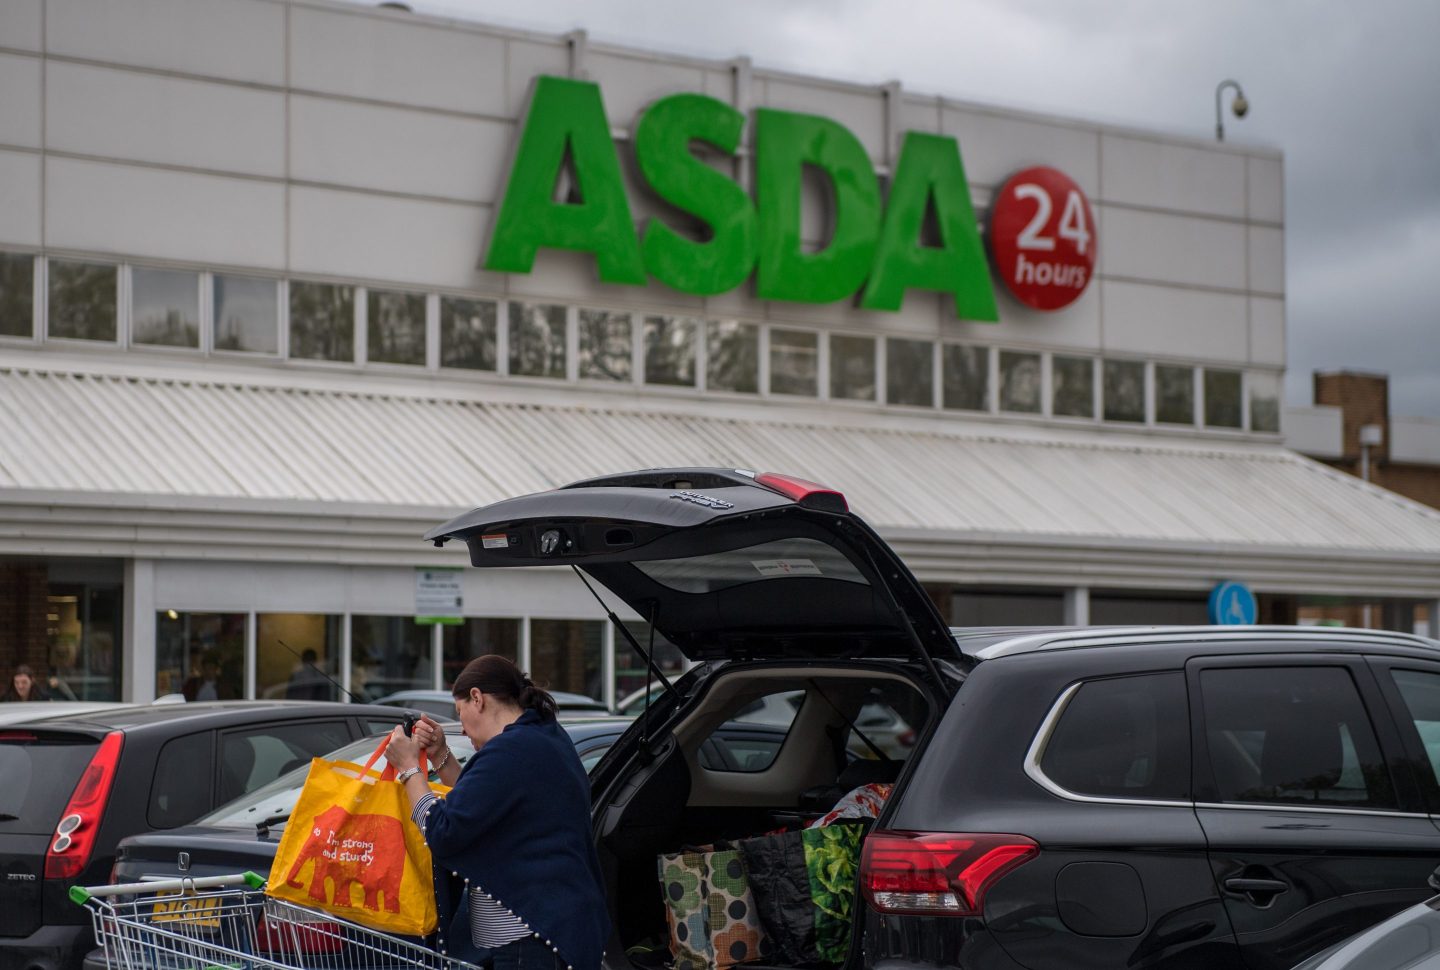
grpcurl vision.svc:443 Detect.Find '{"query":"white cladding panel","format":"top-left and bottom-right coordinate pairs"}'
top-left (1249, 297), bottom-right (1286, 367)
top-left (504, 41), bottom-right (570, 118)
top-left (46, 157), bottom-right (285, 268)
top-left (762, 76), bottom-right (887, 163)
top-left (1284, 406), bottom-right (1344, 459)
top-left (1248, 155), bottom-right (1284, 223)
top-left (899, 96), bottom-right (942, 139)
top-left (1393, 418), bottom-right (1440, 466)
top-left (288, 5), bottom-right (507, 117)
top-left (1100, 133), bottom-right (1247, 219)
top-left (45, 0), bottom-right (284, 85)
top-left (1101, 280), bottom-right (1248, 362)
top-left (46, 61), bottom-right (286, 178)
top-left (0, 54), bottom-right (41, 149)
top-left (588, 50), bottom-right (710, 128)
top-left (942, 105), bottom-right (1100, 196)
top-left (0, 0), bottom-right (42, 51)
top-left (1102, 207), bottom-right (1247, 290)
top-left (289, 95), bottom-right (512, 203)
top-left (1248, 225), bottom-right (1285, 296)
top-left (0, 150), bottom-right (42, 247)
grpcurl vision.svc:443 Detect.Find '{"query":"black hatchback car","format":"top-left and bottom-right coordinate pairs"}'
top-left (1, 701), bottom-right (407, 970)
top-left (415, 467), bottom-right (1440, 970)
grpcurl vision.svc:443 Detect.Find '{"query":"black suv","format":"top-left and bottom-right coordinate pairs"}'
top-left (1, 701), bottom-right (407, 970)
top-left (419, 468), bottom-right (1440, 970)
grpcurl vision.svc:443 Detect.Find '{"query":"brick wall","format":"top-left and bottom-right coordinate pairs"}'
top-left (1311, 371), bottom-right (1440, 514)
top-left (0, 563), bottom-right (50, 680)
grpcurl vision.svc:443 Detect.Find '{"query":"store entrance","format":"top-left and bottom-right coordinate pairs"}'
top-left (0, 558), bottom-right (124, 702)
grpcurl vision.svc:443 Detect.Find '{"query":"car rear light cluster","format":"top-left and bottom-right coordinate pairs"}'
top-left (45, 731), bottom-right (124, 880)
top-left (861, 831), bottom-right (1038, 917)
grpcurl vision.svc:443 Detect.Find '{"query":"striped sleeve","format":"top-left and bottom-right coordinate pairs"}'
top-left (410, 790), bottom-right (441, 831)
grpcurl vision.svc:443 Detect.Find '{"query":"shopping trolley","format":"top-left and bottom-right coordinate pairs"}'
top-left (70, 872), bottom-right (481, 970)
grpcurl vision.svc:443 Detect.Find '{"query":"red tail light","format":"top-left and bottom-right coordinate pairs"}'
top-left (256, 916), bottom-right (344, 954)
top-left (861, 831), bottom-right (1038, 916)
top-left (45, 731), bottom-right (124, 880)
top-left (0, 731), bottom-right (38, 742)
top-left (755, 472), bottom-right (848, 513)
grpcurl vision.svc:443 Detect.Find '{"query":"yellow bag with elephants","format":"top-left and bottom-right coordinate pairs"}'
top-left (267, 735), bottom-right (449, 935)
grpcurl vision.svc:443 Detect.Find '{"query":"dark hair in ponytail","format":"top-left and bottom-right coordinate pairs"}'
top-left (450, 654), bottom-right (557, 720)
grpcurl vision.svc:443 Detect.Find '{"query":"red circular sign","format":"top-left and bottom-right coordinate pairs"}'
top-left (989, 166), bottom-right (1097, 311)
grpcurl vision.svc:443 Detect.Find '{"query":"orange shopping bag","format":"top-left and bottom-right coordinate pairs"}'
top-left (267, 736), bottom-right (448, 935)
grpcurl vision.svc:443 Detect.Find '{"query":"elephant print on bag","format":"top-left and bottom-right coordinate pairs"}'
top-left (284, 804), bottom-right (407, 913)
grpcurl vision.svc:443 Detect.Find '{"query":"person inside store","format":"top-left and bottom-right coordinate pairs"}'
top-left (385, 655), bottom-right (608, 970)
top-left (2, 664), bottom-right (51, 702)
top-left (183, 651), bottom-right (227, 702)
top-left (284, 648), bottom-right (332, 700)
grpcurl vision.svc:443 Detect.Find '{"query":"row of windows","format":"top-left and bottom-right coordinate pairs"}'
top-left (0, 251), bottom-right (1281, 432)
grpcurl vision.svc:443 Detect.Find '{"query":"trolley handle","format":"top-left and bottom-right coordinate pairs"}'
top-left (69, 870), bottom-right (265, 905)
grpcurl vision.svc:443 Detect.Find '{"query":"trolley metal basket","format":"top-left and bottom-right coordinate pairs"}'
top-left (70, 872), bottom-right (481, 970)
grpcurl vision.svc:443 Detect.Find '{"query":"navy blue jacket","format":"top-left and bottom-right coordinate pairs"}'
top-left (423, 710), bottom-right (609, 970)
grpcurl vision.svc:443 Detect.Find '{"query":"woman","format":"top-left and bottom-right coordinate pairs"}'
top-left (2, 664), bottom-right (50, 702)
top-left (386, 656), bottom-right (608, 970)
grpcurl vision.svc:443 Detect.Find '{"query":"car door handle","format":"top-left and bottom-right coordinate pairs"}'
top-left (1223, 877), bottom-right (1289, 895)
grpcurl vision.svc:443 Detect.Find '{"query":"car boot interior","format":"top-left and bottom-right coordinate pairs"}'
top-left (595, 665), bottom-right (937, 969)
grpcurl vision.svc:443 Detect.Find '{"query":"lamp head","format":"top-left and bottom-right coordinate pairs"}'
top-left (1232, 93), bottom-right (1250, 118)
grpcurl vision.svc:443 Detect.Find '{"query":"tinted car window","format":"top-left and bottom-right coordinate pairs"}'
top-left (0, 732), bottom-right (99, 834)
top-left (1040, 672), bottom-right (1189, 800)
top-left (1389, 669), bottom-right (1440, 787)
top-left (149, 732), bottom-right (212, 828)
top-left (217, 720), bottom-right (353, 804)
top-left (1201, 666), bottom-right (1395, 809)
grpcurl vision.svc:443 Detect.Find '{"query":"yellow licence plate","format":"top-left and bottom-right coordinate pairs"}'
top-left (151, 892), bottom-right (222, 928)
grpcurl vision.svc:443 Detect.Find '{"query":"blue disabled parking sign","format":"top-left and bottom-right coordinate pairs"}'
top-left (1209, 581), bottom-right (1257, 625)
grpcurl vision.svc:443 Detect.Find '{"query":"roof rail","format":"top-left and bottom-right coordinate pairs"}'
top-left (967, 625), bottom-right (1440, 662)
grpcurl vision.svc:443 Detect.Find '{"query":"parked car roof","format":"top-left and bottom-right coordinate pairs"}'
top-left (969, 624), bottom-right (1440, 661)
top-left (19, 700), bottom-right (405, 732)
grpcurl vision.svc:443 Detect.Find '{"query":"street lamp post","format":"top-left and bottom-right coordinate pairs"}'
top-left (1215, 79), bottom-right (1250, 142)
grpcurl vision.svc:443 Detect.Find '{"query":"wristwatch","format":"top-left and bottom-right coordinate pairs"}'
top-left (395, 766), bottom-right (423, 784)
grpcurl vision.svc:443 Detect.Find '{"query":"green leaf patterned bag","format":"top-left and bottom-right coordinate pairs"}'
top-left (737, 822), bottom-right (866, 965)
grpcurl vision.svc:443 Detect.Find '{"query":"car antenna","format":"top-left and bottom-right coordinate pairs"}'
top-left (569, 566), bottom-right (678, 702)
top-left (275, 638), bottom-right (363, 703)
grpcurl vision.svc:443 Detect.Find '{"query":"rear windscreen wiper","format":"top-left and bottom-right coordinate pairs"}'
top-left (256, 813), bottom-right (290, 837)
top-left (0, 813), bottom-right (19, 821)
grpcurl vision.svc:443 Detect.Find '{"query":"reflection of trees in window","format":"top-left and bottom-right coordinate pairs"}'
top-left (1155, 365), bottom-right (1195, 425)
top-left (707, 321), bottom-right (758, 393)
top-left (943, 344), bottom-right (988, 411)
top-left (213, 275), bottom-right (278, 353)
top-left (1250, 373), bottom-right (1281, 432)
top-left (508, 301), bottom-right (566, 378)
top-left (0, 252), bottom-right (34, 337)
top-left (770, 328), bottom-right (817, 396)
top-left (440, 297), bottom-right (497, 371)
top-left (367, 290), bottom-right (425, 365)
top-left (887, 338), bottom-right (934, 407)
top-left (1205, 369), bottom-right (1243, 429)
top-left (132, 268), bottom-right (199, 348)
top-left (830, 334), bottom-right (875, 401)
top-left (1103, 359), bottom-right (1146, 423)
top-left (999, 351), bottom-right (1041, 413)
top-left (48, 260), bottom-right (117, 342)
top-left (644, 316), bottom-right (697, 387)
top-left (579, 308), bottom-right (632, 381)
top-left (1052, 356), bottom-right (1094, 418)
top-left (289, 282), bottom-right (354, 361)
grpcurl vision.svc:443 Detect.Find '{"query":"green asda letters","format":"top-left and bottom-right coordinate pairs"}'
top-left (484, 76), bottom-right (999, 320)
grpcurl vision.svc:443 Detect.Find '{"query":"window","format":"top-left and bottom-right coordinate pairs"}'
top-left (999, 350), bottom-right (1041, 413)
top-left (367, 289), bottom-right (425, 365)
top-left (256, 613), bottom-right (341, 701)
top-left (643, 316), bottom-right (697, 387)
top-left (149, 733), bottom-right (212, 828)
top-left (707, 321), bottom-right (758, 393)
top-left (1388, 670), bottom-right (1440, 788)
top-left (48, 259), bottom-right (117, 342)
top-left (154, 611), bottom-right (245, 701)
top-left (131, 267), bottom-right (199, 348)
top-left (1200, 666), bottom-right (1395, 808)
top-left (844, 683), bottom-right (927, 761)
top-left (1040, 673), bottom-right (1189, 800)
top-left (1204, 369), bottom-right (1243, 428)
top-left (886, 338), bottom-right (934, 407)
top-left (289, 281), bottom-right (354, 361)
top-left (1103, 359), bottom-right (1145, 423)
top-left (508, 301), bottom-right (566, 378)
top-left (530, 619), bottom-right (604, 702)
top-left (1052, 356), bottom-right (1095, 418)
top-left (770, 328), bottom-right (817, 396)
top-left (213, 274), bottom-right (278, 354)
top-left (47, 583), bottom-right (122, 701)
top-left (0, 251), bottom-right (34, 337)
top-left (829, 334), bottom-right (875, 402)
top-left (1155, 364), bottom-right (1195, 425)
top-left (442, 618), bottom-right (520, 687)
top-left (440, 296), bottom-right (497, 371)
top-left (634, 538), bottom-right (868, 594)
top-left (579, 308), bottom-right (632, 381)
top-left (1250, 371), bottom-right (1281, 433)
top-left (615, 621), bottom-right (687, 705)
top-left (702, 690), bottom-right (801, 772)
top-left (352, 615), bottom-right (433, 701)
top-left (217, 720), bottom-right (352, 804)
top-left (943, 344), bottom-right (988, 411)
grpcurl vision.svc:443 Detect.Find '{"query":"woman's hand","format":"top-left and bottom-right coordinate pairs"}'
top-left (412, 714), bottom-right (448, 759)
top-left (386, 726), bottom-right (423, 772)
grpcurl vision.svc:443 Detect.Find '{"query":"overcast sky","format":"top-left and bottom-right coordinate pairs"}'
top-left (360, 0), bottom-right (1440, 416)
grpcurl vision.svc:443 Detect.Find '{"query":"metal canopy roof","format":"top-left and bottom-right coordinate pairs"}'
top-left (3, 364), bottom-right (1440, 561)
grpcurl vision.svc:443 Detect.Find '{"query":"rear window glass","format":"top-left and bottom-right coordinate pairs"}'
top-left (149, 733), bottom-right (212, 828)
top-left (635, 538), bottom-right (868, 594)
top-left (700, 690), bottom-right (801, 772)
top-left (1040, 673), bottom-right (1190, 801)
top-left (0, 733), bottom-right (99, 833)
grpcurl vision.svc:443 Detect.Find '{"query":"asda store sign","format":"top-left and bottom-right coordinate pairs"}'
top-left (483, 76), bottom-right (1000, 320)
